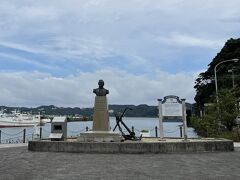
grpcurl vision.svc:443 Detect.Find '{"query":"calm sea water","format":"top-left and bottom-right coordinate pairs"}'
top-left (0, 117), bottom-right (198, 142)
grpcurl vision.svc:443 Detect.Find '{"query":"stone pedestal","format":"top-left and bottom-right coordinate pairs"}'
top-left (78, 131), bottom-right (122, 142)
top-left (93, 96), bottom-right (109, 131)
top-left (78, 89), bottom-right (121, 142)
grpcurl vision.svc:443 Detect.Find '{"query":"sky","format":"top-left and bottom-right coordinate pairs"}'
top-left (0, 0), bottom-right (240, 107)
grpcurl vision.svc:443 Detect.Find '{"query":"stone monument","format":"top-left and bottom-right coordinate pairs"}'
top-left (92, 80), bottom-right (110, 131)
top-left (78, 80), bottom-right (121, 142)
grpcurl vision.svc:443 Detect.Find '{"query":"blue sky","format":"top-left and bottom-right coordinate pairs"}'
top-left (0, 0), bottom-right (240, 107)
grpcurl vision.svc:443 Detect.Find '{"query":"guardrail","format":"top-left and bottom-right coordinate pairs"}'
top-left (0, 129), bottom-right (33, 144)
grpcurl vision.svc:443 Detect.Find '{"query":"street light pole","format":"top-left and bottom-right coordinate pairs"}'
top-left (214, 58), bottom-right (239, 103)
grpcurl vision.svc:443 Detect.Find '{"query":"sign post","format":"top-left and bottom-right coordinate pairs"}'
top-left (158, 95), bottom-right (188, 141)
top-left (158, 99), bottom-right (164, 139)
top-left (181, 99), bottom-right (188, 140)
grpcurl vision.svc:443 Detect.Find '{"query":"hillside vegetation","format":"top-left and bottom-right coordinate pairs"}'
top-left (192, 38), bottom-right (240, 141)
top-left (0, 103), bottom-right (192, 118)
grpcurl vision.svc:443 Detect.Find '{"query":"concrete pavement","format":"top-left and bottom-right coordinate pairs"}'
top-left (0, 145), bottom-right (240, 180)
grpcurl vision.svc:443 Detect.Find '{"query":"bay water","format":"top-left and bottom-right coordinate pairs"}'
top-left (0, 117), bottom-right (198, 143)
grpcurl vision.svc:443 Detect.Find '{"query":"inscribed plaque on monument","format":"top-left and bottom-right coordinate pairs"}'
top-left (162, 98), bottom-right (182, 117)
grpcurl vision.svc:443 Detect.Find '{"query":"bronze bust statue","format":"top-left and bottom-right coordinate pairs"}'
top-left (93, 80), bottom-right (109, 96)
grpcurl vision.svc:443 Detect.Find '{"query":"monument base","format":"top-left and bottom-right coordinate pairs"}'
top-left (28, 138), bottom-right (234, 153)
top-left (78, 131), bottom-right (122, 142)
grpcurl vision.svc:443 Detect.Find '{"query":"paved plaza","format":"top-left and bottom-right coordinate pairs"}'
top-left (0, 144), bottom-right (239, 180)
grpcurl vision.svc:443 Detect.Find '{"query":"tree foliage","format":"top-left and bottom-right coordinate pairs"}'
top-left (191, 89), bottom-right (239, 137)
top-left (194, 38), bottom-right (240, 109)
top-left (218, 90), bottom-right (238, 131)
top-left (192, 38), bottom-right (240, 139)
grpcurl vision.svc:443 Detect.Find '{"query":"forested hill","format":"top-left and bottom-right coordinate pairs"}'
top-left (0, 103), bottom-right (192, 117)
top-left (194, 38), bottom-right (240, 108)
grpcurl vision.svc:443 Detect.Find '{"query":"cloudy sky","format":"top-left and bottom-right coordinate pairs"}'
top-left (0, 0), bottom-right (240, 107)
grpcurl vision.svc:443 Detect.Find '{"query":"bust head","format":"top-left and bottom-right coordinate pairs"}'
top-left (93, 79), bottom-right (109, 96)
top-left (98, 80), bottom-right (104, 88)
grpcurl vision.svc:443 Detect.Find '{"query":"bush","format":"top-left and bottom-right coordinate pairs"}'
top-left (191, 89), bottom-right (239, 140)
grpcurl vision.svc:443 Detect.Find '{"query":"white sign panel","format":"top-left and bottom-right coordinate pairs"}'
top-left (162, 98), bottom-right (182, 117)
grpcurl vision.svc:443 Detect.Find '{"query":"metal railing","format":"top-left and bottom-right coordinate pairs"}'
top-left (0, 125), bottom-right (185, 144)
top-left (0, 129), bottom-right (34, 144)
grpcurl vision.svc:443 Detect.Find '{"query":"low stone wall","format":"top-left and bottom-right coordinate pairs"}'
top-left (28, 139), bottom-right (234, 153)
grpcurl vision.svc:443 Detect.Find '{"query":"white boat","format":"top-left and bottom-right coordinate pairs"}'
top-left (41, 118), bottom-right (52, 123)
top-left (139, 130), bottom-right (151, 137)
top-left (0, 110), bottom-right (41, 128)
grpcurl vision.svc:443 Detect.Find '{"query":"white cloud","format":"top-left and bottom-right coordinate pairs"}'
top-left (154, 33), bottom-right (225, 49)
top-left (1, 0), bottom-right (239, 68)
top-left (0, 0), bottom-right (239, 107)
top-left (0, 70), bottom-right (197, 107)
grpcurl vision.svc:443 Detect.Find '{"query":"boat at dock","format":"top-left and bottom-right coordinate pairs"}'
top-left (0, 110), bottom-right (41, 128)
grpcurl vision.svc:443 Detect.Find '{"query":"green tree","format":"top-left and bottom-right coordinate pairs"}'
top-left (194, 38), bottom-right (240, 110)
top-left (191, 89), bottom-right (239, 136)
top-left (191, 106), bottom-right (218, 137)
top-left (218, 90), bottom-right (238, 131)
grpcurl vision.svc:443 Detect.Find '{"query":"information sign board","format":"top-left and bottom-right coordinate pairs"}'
top-left (158, 95), bottom-right (187, 140)
top-left (162, 97), bottom-right (182, 117)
